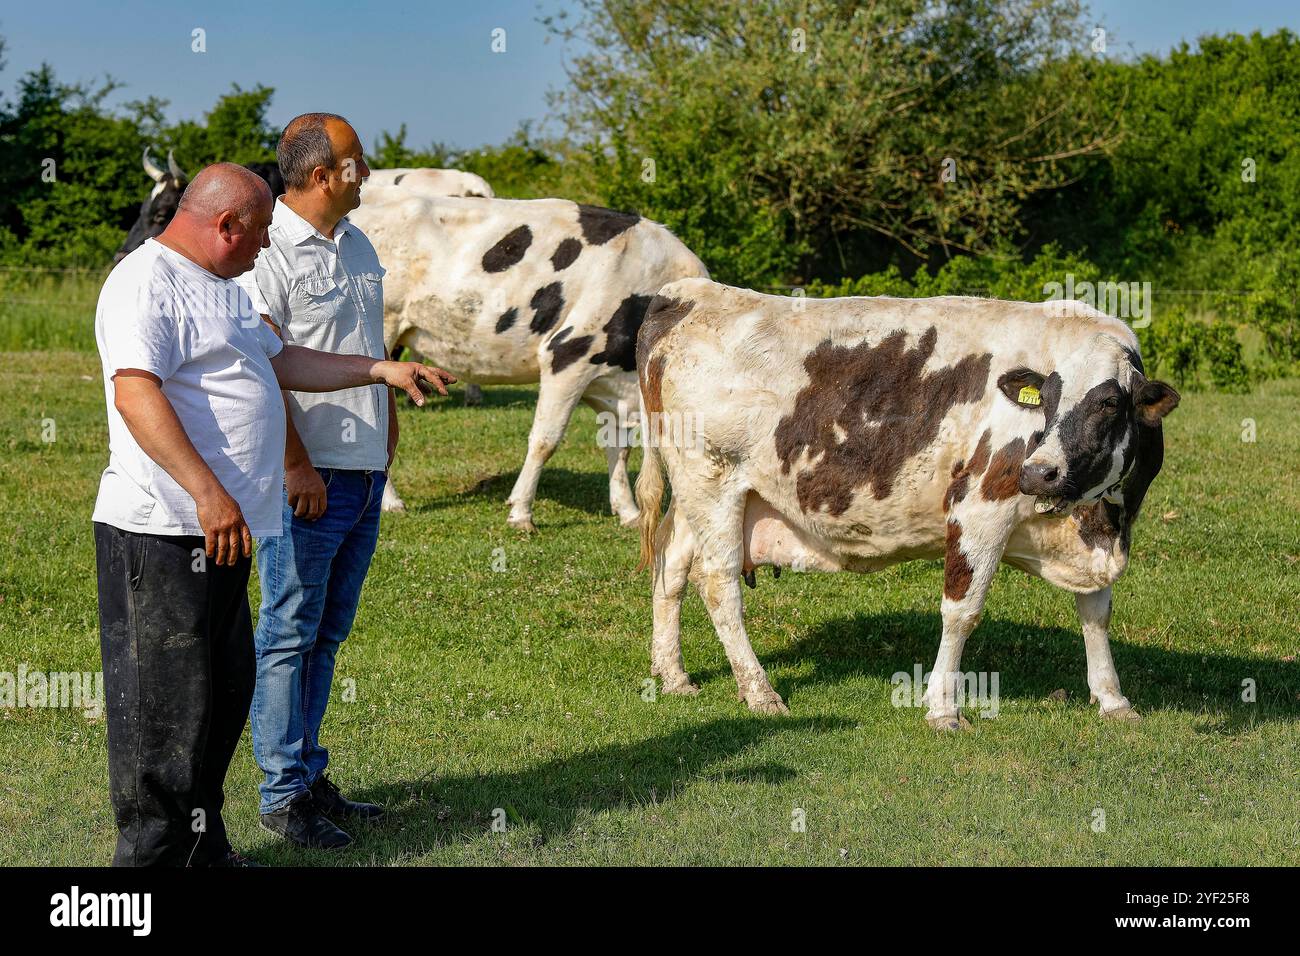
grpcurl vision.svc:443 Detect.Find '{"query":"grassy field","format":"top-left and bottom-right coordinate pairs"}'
top-left (1, 346), bottom-right (1298, 866)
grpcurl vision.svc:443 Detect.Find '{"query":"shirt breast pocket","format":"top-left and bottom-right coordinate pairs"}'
top-left (355, 269), bottom-right (385, 317)
top-left (293, 275), bottom-right (347, 325)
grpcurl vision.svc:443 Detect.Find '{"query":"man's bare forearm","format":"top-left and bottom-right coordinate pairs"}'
top-left (282, 392), bottom-right (312, 468)
top-left (113, 374), bottom-right (227, 504)
top-left (271, 344), bottom-right (387, 393)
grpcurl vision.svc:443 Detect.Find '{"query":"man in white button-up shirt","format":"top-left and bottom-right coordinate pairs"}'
top-left (95, 162), bottom-right (452, 866)
top-left (235, 113), bottom-right (409, 850)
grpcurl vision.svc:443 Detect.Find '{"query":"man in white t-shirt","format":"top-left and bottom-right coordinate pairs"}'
top-left (93, 162), bottom-right (453, 867)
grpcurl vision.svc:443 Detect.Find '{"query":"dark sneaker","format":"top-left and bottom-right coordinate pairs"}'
top-left (310, 773), bottom-right (385, 822)
top-left (259, 793), bottom-right (353, 850)
top-left (212, 849), bottom-right (262, 867)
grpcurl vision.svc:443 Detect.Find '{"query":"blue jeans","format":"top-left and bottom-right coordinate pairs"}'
top-left (252, 468), bottom-right (386, 814)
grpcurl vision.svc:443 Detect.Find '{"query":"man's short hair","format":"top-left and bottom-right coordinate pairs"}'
top-left (278, 112), bottom-right (349, 191)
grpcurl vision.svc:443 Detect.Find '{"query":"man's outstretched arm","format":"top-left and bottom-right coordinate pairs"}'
top-left (269, 345), bottom-right (456, 405)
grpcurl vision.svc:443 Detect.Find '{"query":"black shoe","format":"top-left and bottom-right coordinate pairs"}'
top-left (310, 773), bottom-right (385, 822)
top-left (212, 849), bottom-right (262, 867)
top-left (259, 793), bottom-right (353, 850)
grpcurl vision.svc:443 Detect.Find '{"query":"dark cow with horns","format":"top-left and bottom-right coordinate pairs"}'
top-left (635, 278), bottom-right (1179, 728)
top-left (114, 147), bottom-right (286, 264)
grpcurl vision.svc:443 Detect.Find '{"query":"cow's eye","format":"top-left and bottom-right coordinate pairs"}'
top-left (1100, 396), bottom-right (1119, 412)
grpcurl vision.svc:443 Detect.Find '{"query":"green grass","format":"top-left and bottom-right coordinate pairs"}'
top-left (1, 350), bottom-right (1298, 866)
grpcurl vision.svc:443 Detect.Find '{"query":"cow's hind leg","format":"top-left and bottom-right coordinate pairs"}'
top-left (924, 512), bottom-right (1009, 730)
top-left (683, 489), bottom-right (787, 714)
top-left (650, 501), bottom-right (698, 695)
top-left (506, 372), bottom-right (588, 532)
top-left (581, 376), bottom-right (640, 527)
top-left (1077, 586), bottom-right (1139, 721)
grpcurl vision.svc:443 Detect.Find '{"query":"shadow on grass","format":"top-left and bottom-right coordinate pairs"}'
top-left (399, 385), bottom-right (539, 410)
top-left (408, 467), bottom-right (623, 523)
top-left (255, 714), bottom-right (847, 865)
top-left (687, 610), bottom-right (1300, 728)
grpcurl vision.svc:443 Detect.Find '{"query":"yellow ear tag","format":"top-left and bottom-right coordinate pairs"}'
top-left (1018, 385), bottom-right (1042, 406)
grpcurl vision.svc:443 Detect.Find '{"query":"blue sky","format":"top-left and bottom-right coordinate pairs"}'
top-left (2, 0), bottom-right (1298, 152)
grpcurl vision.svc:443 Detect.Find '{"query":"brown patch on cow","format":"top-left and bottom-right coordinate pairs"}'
top-left (774, 327), bottom-right (991, 515)
top-left (636, 296), bottom-right (695, 368)
top-left (482, 225), bottom-right (532, 273)
top-left (980, 436), bottom-right (1027, 501)
top-left (944, 429), bottom-right (993, 512)
top-left (944, 521), bottom-right (974, 600)
top-left (641, 353), bottom-right (668, 414)
top-left (1075, 500), bottom-right (1126, 552)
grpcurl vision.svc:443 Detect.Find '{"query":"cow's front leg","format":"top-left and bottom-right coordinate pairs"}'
top-left (506, 374), bottom-right (586, 532)
top-left (464, 382), bottom-right (484, 407)
top-left (1077, 587), bottom-right (1139, 721)
top-left (924, 516), bottom-right (1004, 730)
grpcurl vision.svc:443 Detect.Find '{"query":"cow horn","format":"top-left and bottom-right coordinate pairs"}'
top-left (142, 147), bottom-right (166, 183)
top-left (166, 150), bottom-right (187, 182)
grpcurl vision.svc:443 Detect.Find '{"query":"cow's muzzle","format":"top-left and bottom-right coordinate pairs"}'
top-left (1019, 461), bottom-right (1073, 515)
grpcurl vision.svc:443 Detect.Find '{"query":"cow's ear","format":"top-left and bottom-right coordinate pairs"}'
top-left (998, 367), bottom-right (1047, 409)
top-left (1135, 379), bottom-right (1180, 426)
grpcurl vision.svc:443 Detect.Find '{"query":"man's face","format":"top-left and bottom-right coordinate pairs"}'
top-left (324, 119), bottom-right (370, 214)
top-left (213, 199), bottom-right (273, 278)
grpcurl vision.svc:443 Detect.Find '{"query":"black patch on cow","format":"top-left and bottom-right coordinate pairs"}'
top-left (528, 282), bottom-right (565, 335)
top-left (1122, 345), bottom-right (1145, 376)
top-left (1075, 407), bottom-right (1167, 552)
top-left (482, 225), bottom-right (533, 273)
top-left (1051, 379), bottom-right (1133, 501)
top-left (548, 327), bottom-right (596, 374)
top-left (1038, 372), bottom-right (1064, 427)
top-left (945, 521), bottom-right (974, 600)
top-left (590, 294), bottom-right (652, 371)
top-left (495, 307), bottom-right (519, 334)
top-left (576, 204), bottom-right (640, 245)
top-left (393, 173), bottom-right (407, 185)
top-left (551, 238), bottom-right (582, 271)
top-left (774, 327), bottom-right (992, 515)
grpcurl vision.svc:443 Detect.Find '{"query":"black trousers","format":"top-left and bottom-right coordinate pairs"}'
top-left (94, 521), bottom-right (255, 867)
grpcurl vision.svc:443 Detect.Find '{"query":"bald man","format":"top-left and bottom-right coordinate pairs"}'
top-left (93, 162), bottom-right (453, 867)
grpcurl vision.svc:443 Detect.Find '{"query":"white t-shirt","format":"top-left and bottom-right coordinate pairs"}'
top-left (92, 238), bottom-right (287, 538)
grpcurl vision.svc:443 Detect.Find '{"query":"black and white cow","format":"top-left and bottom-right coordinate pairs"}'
top-left (113, 148), bottom-right (286, 264)
top-left (636, 278), bottom-right (1179, 727)
top-left (346, 193), bottom-right (709, 530)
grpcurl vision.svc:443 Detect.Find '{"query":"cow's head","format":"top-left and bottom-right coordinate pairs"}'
top-left (1000, 334), bottom-right (1179, 517)
top-left (113, 148), bottom-right (189, 264)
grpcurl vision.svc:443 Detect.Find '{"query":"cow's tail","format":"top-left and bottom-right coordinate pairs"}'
top-left (635, 393), bottom-right (665, 574)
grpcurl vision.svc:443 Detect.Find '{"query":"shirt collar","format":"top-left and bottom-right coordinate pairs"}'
top-left (273, 196), bottom-right (351, 246)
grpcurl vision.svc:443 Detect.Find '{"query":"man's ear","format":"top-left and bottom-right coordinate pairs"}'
top-left (1135, 379), bottom-right (1180, 426)
top-left (216, 209), bottom-right (237, 240)
top-left (997, 367), bottom-right (1047, 408)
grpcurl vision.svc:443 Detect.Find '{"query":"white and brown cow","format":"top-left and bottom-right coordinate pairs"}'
top-left (346, 194), bottom-right (708, 529)
top-left (635, 278), bottom-right (1179, 728)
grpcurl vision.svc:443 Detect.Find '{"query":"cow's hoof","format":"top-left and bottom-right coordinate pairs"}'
top-left (464, 384), bottom-right (484, 407)
top-left (618, 510), bottom-right (641, 529)
top-left (660, 677), bottom-right (700, 696)
top-left (1101, 704), bottom-right (1141, 722)
top-left (508, 516), bottom-right (538, 534)
top-left (745, 690), bottom-right (790, 715)
top-left (926, 713), bottom-right (970, 731)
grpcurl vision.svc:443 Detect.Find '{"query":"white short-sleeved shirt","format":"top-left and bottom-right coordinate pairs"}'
top-left (92, 238), bottom-right (287, 538)
top-left (234, 198), bottom-right (388, 470)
